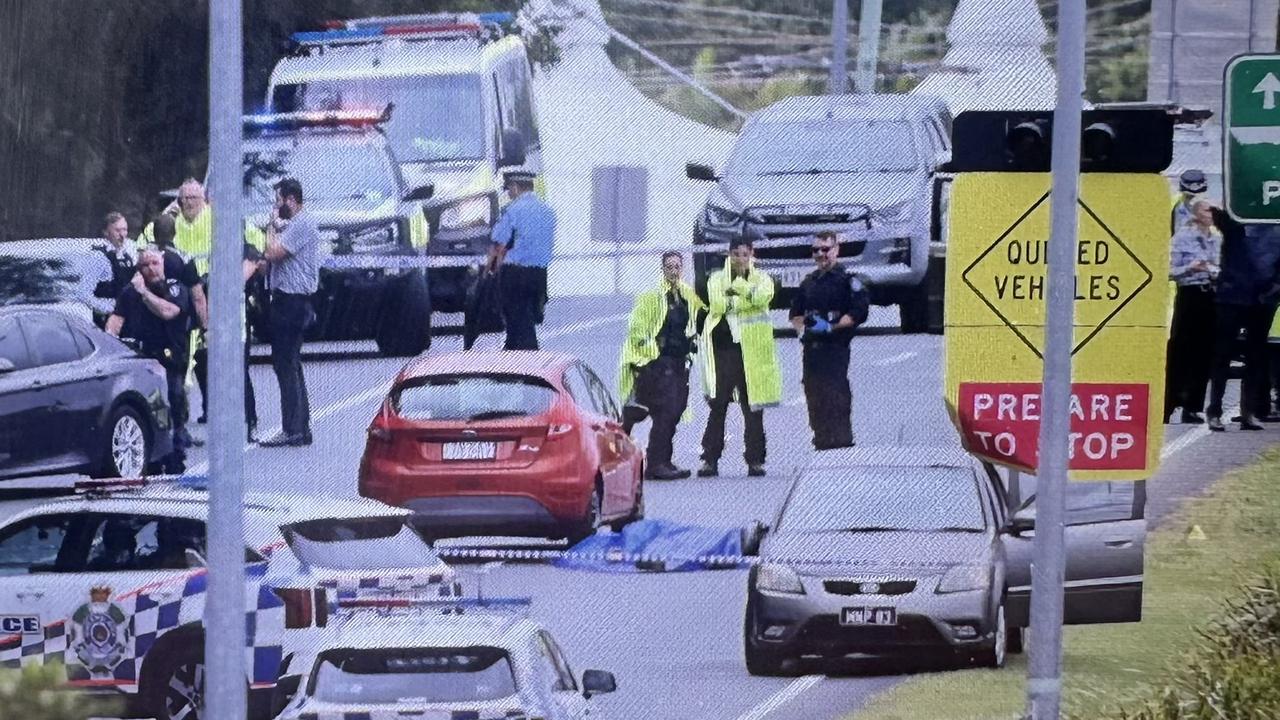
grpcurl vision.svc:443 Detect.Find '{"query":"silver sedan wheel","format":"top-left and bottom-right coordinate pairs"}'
top-left (111, 413), bottom-right (147, 477)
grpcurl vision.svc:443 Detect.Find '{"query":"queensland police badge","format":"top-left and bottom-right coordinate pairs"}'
top-left (70, 585), bottom-right (131, 677)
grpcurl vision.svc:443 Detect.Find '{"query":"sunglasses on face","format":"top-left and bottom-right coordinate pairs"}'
top-left (811, 246), bottom-right (835, 254)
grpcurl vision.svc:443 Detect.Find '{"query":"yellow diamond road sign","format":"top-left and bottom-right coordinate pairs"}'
top-left (945, 173), bottom-right (1171, 481)
top-left (960, 191), bottom-right (1155, 358)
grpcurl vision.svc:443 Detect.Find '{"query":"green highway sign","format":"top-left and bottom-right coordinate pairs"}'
top-left (1226, 54), bottom-right (1280, 222)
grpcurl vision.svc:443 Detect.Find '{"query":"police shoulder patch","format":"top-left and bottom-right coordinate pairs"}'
top-left (848, 275), bottom-right (867, 293)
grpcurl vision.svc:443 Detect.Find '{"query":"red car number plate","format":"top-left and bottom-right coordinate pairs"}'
top-left (442, 442), bottom-right (497, 461)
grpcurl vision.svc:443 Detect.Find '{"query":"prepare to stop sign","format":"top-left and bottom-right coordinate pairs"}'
top-left (960, 383), bottom-right (1148, 470)
top-left (944, 173), bottom-right (1170, 480)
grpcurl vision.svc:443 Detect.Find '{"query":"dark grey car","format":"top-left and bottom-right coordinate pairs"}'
top-left (742, 447), bottom-right (1145, 675)
top-left (0, 307), bottom-right (174, 481)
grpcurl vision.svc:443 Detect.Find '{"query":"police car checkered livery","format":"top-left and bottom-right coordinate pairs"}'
top-left (0, 477), bottom-right (454, 720)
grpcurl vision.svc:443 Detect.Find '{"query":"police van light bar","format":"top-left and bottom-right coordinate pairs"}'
top-left (295, 12), bottom-right (516, 46)
top-left (243, 108), bottom-right (392, 132)
top-left (73, 474), bottom-right (210, 495)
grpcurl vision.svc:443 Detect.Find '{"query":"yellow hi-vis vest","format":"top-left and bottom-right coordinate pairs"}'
top-left (699, 260), bottom-right (782, 410)
top-left (617, 279), bottom-right (705, 403)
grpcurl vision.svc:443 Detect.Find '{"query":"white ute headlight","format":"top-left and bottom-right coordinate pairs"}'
top-left (756, 563), bottom-right (805, 595)
top-left (936, 564), bottom-right (989, 594)
top-left (874, 201), bottom-right (912, 225)
top-left (703, 204), bottom-right (742, 228)
top-left (441, 197), bottom-right (492, 229)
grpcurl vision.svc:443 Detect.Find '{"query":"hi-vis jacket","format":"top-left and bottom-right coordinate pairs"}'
top-left (617, 279), bottom-right (705, 403)
top-left (699, 259), bottom-right (782, 410)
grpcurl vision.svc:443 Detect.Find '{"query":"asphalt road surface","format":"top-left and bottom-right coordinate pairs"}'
top-left (16, 294), bottom-right (1273, 720)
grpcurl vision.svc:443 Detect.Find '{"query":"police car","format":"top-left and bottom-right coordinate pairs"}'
top-left (240, 109), bottom-right (437, 356)
top-left (266, 12), bottom-right (544, 317)
top-left (274, 596), bottom-right (617, 720)
top-left (0, 477), bottom-right (455, 720)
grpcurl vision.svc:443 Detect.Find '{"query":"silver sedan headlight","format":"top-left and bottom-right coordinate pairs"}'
top-left (936, 564), bottom-right (989, 594)
top-left (757, 563), bottom-right (806, 595)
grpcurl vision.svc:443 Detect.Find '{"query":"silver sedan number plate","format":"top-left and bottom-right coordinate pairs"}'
top-left (840, 606), bottom-right (896, 626)
top-left (442, 442), bottom-right (497, 461)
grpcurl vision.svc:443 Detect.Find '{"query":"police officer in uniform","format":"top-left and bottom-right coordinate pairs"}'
top-left (106, 248), bottom-right (194, 471)
top-left (489, 168), bottom-right (555, 351)
top-left (1171, 169), bottom-right (1207, 234)
top-left (789, 232), bottom-right (869, 450)
top-left (91, 212), bottom-right (137, 328)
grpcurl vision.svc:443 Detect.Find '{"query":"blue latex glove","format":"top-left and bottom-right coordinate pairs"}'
top-left (809, 317), bottom-right (832, 334)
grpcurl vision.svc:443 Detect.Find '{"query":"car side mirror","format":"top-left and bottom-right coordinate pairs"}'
top-left (500, 129), bottom-right (527, 169)
top-left (582, 669), bottom-right (616, 698)
top-left (686, 162), bottom-right (718, 182)
top-left (185, 548), bottom-right (208, 568)
top-left (1008, 508), bottom-right (1036, 535)
top-left (741, 520), bottom-right (769, 557)
top-left (0, 358), bottom-right (15, 374)
top-left (403, 183), bottom-right (435, 202)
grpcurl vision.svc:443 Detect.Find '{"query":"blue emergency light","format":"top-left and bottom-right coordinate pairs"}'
top-left (243, 108), bottom-right (391, 133)
top-left (73, 473), bottom-right (210, 495)
top-left (291, 12), bottom-right (516, 47)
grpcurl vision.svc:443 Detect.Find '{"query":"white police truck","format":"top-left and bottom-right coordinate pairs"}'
top-left (266, 12), bottom-right (543, 317)
top-left (0, 477), bottom-right (455, 720)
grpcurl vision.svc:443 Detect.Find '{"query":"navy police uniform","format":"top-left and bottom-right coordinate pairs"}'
top-left (789, 264), bottom-right (869, 450)
top-left (113, 278), bottom-right (193, 468)
top-left (91, 242), bottom-right (137, 328)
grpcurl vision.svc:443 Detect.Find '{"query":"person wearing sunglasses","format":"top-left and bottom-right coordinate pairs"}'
top-left (788, 232), bottom-right (869, 450)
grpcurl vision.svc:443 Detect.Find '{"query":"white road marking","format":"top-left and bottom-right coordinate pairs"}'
top-left (872, 351), bottom-right (916, 366)
top-left (1160, 404), bottom-right (1240, 460)
top-left (189, 312), bottom-right (631, 475)
top-left (735, 675), bottom-right (824, 720)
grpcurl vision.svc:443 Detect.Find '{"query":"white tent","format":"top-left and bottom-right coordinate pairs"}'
top-left (524, 0), bottom-right (737, 296)
top-left (913, 0), bottom-right (1057, 113)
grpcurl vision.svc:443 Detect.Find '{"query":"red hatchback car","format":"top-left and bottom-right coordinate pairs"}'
top-left (358, 351), bottom-right (646, 543)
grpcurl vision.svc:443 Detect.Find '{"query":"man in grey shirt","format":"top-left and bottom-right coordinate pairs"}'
top-left (260, 177), bottom-right (320, 446)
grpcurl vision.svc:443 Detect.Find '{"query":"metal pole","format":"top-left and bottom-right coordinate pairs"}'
top-left (1027, 0), bottom-right (1085, 716)
top-left (206, 0), bottom-right (247, 719)
top-left (854, 0), bottom-right (883, 93)
top-left (828, 0), bottom-right (850, 94)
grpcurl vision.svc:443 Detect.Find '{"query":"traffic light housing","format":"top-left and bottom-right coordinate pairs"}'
top-left (950, 109), bottom-right (1174, 173)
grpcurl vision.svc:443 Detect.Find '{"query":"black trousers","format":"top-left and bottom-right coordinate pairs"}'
top-left (193, 344), bottom-right (256, 428)
top-left (164, 364), bottom-right (189, 435)
top-left (270, 293), bottom-right (314, 437)
top-left (1164, 284), bottom-right (1216, 416)
top-left (701, 344), bottom-right (766, 466)
top-left (1269, 344), bottom-right (1280, 414)
top-left (1207, 303), bottom-right (1276, 419)
top-left (802, 341), bottom-right (854, 450)
top-left (500, 264), bottom-right (547, 351)
top-left (625, 356), bottom-right (689, 468)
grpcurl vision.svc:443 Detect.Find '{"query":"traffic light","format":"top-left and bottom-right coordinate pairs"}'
top-left (949, 109), bottom-right (1174, 173)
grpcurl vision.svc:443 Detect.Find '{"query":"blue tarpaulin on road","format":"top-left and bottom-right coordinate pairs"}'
top-left (554, 519), bottom-right (745, 573)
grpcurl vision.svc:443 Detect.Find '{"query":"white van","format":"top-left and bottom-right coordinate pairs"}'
top-left (266, 12), bottom-right (544, 313)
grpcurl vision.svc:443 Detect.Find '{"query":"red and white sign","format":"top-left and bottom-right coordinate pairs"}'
top-left (957, 382), bottom-right (1150, 471)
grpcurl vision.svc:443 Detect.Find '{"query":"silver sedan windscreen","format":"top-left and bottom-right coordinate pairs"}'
top-left (727, 120), bottom-right (920, 175)
top-left (779, 467), bottom-right (984, 533)
top-left (312, 647), bottom-right (518, 704)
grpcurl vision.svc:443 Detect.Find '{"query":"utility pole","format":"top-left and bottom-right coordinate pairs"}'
top-left (206, 0), bottom-right (247, 718)
top-left (828, 0), bottom-right (849, 94)
top-left (1026, 0), bottom-right (1085, 717)
top-left (854, 0), bottom-right (883, 93)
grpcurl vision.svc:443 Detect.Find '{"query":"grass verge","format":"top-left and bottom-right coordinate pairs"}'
top-left (847, 444), bottom-right (1280, 720)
